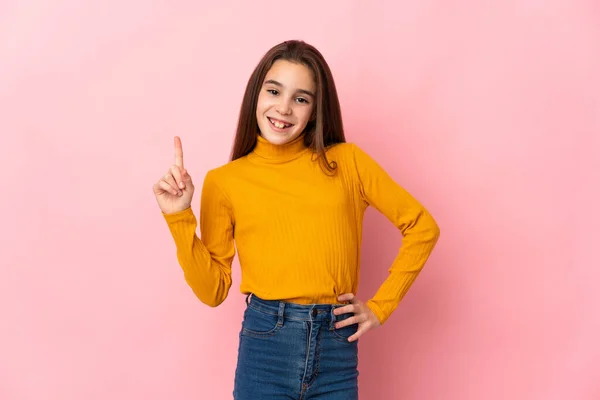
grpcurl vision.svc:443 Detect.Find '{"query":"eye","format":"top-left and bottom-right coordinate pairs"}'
top-left (296, 97), bottom-right (309, 104)
top-left (267, 89), bottom-right (279, 95)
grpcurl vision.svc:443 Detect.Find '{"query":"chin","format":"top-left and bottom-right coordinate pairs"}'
top-left (260, 128), bottom-right (301, 145)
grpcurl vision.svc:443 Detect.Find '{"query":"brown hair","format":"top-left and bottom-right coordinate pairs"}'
top-left (230, 40), bottom-right (345, 173)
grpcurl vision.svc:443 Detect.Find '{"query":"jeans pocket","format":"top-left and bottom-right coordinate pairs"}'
top-left (331, 312), bottom-right (359, 344)
top-left (241, 305), bottom-right (282, 338)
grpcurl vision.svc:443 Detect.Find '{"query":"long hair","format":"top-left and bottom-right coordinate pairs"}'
top-left (230, 40), bottom-right (345, 173)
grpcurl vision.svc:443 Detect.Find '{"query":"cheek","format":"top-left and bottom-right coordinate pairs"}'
top-left (298, 106), bottom-right (314, 125)
top-left (255, 93), bottom-right (269, 114)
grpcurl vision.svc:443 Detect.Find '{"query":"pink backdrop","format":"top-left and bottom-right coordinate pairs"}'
top-left (1, 1), bottom-right (599, 399)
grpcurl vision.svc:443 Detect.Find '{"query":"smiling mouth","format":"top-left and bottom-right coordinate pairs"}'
top-left (268, 117), bottom-right (294, 129)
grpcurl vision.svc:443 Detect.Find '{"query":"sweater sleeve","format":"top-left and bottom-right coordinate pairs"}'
top-left (162, 169), bottom-right (235, 307)
top-left (350, 144), bottom-right (440, 325)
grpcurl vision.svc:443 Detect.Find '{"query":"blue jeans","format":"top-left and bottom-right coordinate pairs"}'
top-left (233, 294), bottom-right (359, 399)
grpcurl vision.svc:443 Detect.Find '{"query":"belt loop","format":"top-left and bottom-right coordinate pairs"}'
top-left (329, 306), bottom-right (338, 330)
top-left (245, 293), bottom-right (252, 305)
top-left (277, 301), bottom-right (285, 327)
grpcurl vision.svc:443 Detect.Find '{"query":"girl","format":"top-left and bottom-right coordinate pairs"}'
top-left (153, 40), bottom-right (440, 399)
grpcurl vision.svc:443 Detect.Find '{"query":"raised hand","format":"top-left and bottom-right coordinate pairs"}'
top-left (153, 136), bottom-right (195, 214)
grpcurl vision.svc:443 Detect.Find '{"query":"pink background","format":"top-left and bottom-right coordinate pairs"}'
top-left (1, 1), bottom-right (599, 399)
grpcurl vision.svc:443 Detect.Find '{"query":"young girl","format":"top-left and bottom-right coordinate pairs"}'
top-left (153, 40), bottom-right (440, 399)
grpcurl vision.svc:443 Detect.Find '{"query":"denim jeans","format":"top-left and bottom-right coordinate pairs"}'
top-left (233, 294), bottom-right (359, 399)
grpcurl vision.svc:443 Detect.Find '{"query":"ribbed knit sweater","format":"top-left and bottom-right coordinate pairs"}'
top-left (163, 133), bottom-right (440, 325)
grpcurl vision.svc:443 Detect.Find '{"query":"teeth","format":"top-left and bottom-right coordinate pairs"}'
top-left (270, 118), bottom-right (289, 129)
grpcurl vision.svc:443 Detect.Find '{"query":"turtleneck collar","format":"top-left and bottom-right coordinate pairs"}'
top-left (250, 133), bottom-right (310, 163)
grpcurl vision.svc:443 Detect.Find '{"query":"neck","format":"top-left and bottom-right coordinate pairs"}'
top-left (251, 133), bottom-right (309, 163)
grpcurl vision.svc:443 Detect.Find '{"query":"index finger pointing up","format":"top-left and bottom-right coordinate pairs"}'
top-left (174, 136), bottom-right (184, 168)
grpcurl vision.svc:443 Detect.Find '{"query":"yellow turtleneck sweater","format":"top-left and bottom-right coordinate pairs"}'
top-left (162, 134), bottom-right (440, 325)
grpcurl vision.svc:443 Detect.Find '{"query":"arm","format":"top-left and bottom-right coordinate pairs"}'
top-left (351, 144), bottom-right (440, 325)
top-left (163, 169), bottom-right (235, 307)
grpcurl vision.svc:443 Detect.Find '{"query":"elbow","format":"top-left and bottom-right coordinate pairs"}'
top-left (200, 295), bottom-right (225, 308)
top-left (429, 216), bottom-right (441, 244)
top-left (192, 287), bottom-right (227, 308)
top-left (417, 209), bottom-right (441, 244)
top-left (431, 217), bottom-right (441, 242)
top-left (187, 275), bottom-right (231, 308)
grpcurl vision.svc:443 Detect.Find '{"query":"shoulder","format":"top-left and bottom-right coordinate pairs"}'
top-left (328, 141), bottom-right (382, 162)
top-left (326, 141), bottom-right (390, 182)
top-left (326, 141), bottom-right (357, 153)
top-left (202, 157), bottom-right (248, 195)
top-left (325, 141), bottom-right (373, 157)
top-left (324, 141), bottom-right (359, 161)
top-left (325, 141), bottom-right (373, 167)
top-left (205, 154), bottom-right (251, 178)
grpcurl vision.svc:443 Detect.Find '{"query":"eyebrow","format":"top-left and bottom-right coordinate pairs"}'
top-left (264, 79), bottom-right (315, 98)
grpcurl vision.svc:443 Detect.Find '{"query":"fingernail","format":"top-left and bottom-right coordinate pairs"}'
top-left (178, 190), bottom-right (182, 196)
top-left (179, 182), bottom-right (184, 188)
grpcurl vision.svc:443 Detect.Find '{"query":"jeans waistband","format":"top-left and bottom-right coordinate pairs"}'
top-left (245, 293), bottom-right (349, 324)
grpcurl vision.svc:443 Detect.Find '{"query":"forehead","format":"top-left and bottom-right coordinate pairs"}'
top-left (264, 60), bottom-right (316, 91)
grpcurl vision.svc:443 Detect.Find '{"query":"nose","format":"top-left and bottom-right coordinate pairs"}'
top-left (275, 98), bottom-right (292, 115)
